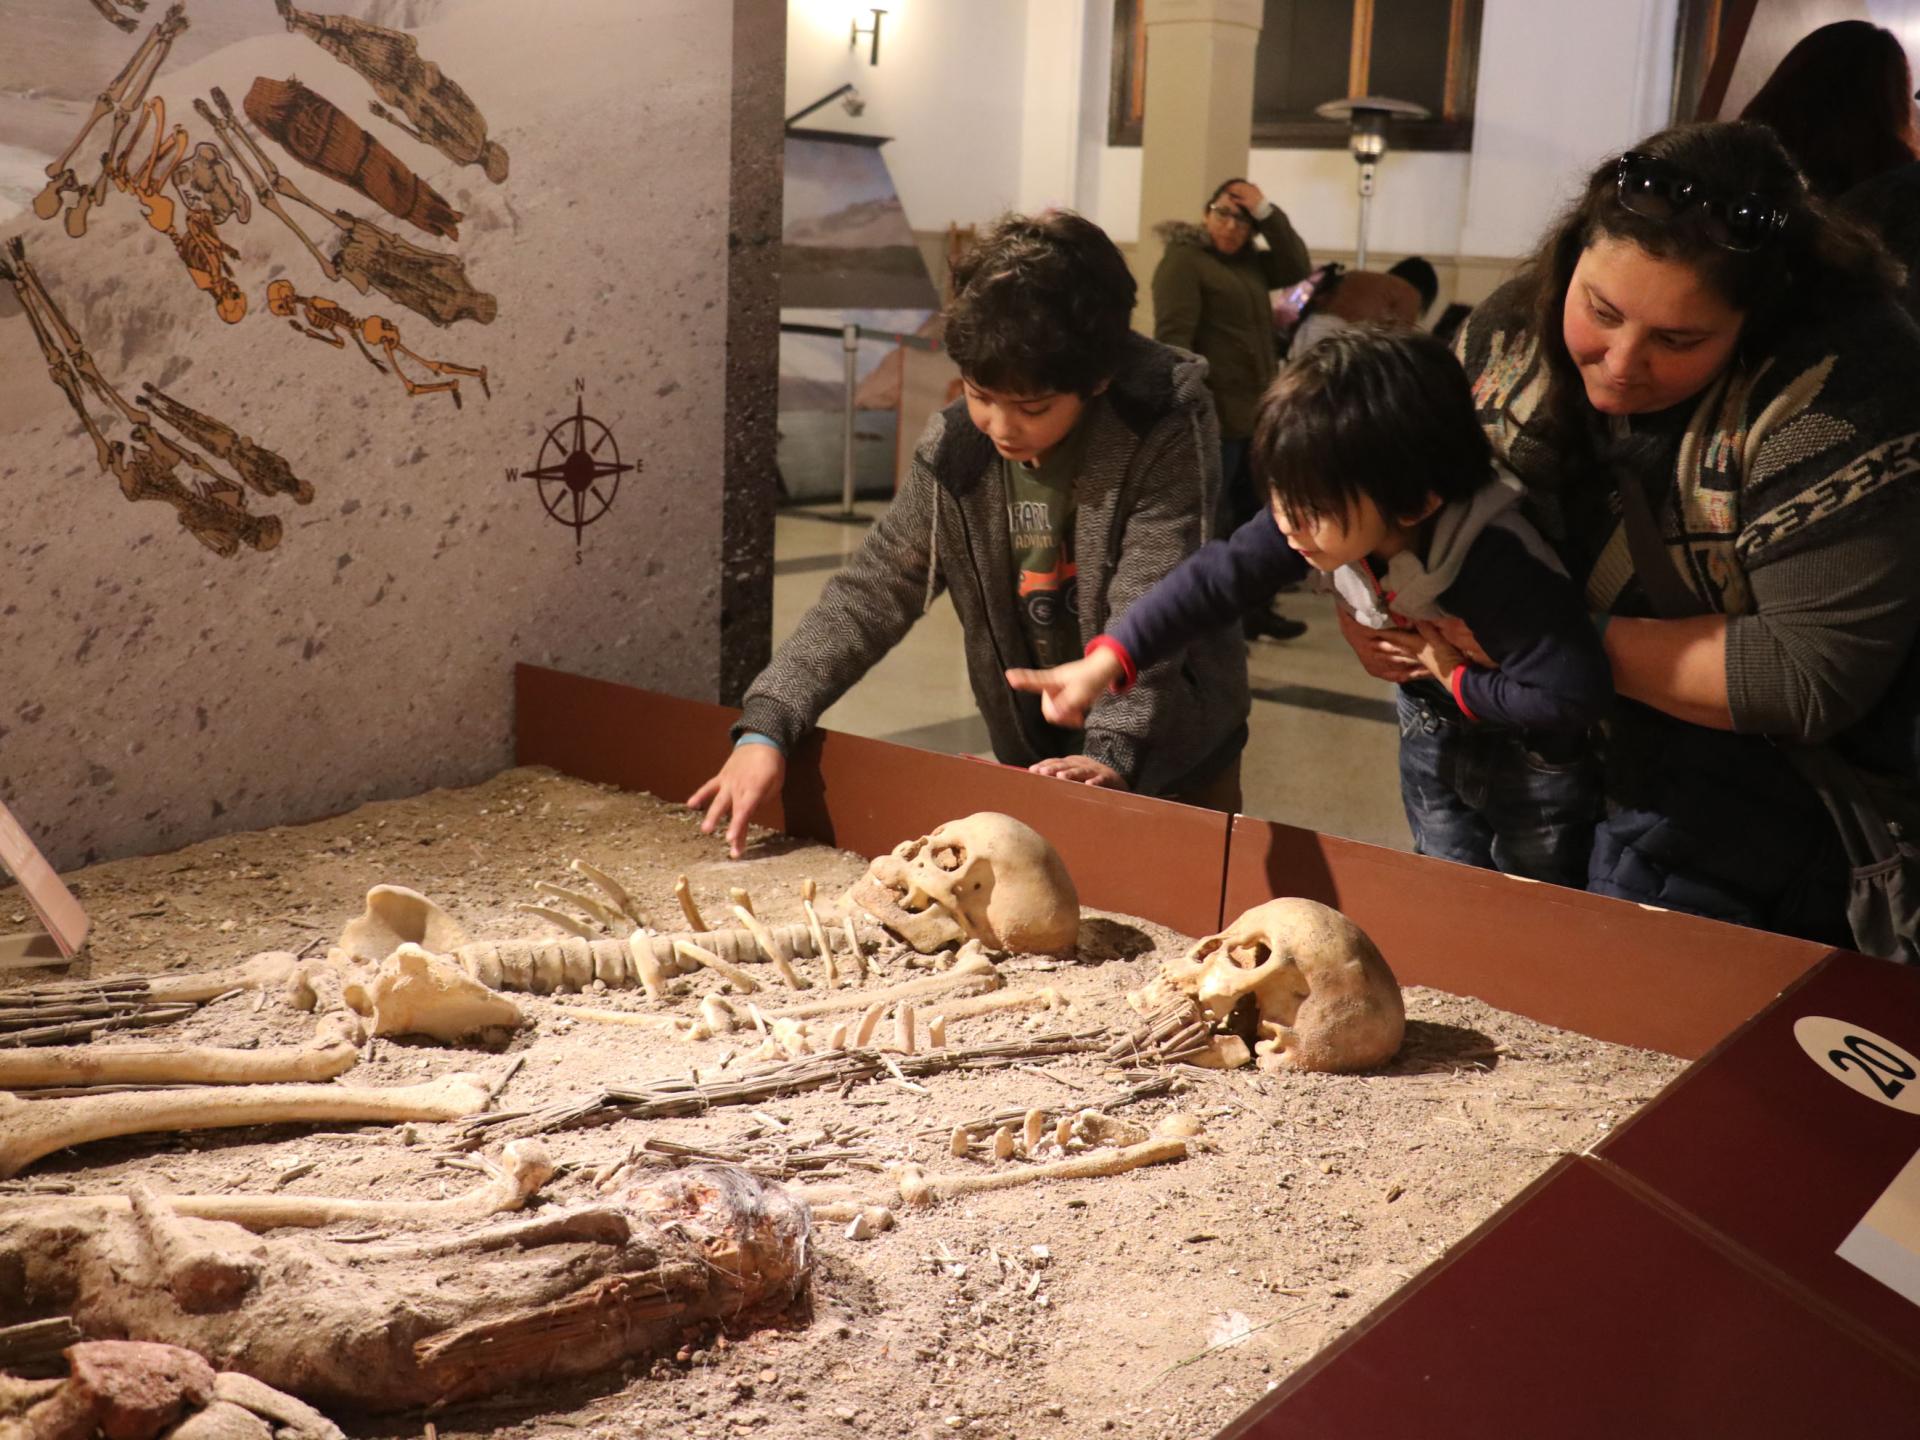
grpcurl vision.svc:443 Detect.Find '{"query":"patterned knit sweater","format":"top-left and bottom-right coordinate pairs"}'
top-left (1456, 277), bottom-right (1920, 744)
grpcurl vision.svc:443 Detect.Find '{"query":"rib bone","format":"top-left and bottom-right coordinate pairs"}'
top-left (0, 1071), bottom-right (492, 1178)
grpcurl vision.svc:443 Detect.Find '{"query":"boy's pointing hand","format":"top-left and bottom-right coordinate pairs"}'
top-left (1006, 650), bottom-right (1125, 729)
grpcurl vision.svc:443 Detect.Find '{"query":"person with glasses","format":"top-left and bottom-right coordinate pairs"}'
top-left (1337, 121), bottom-right (1920, 946)
top-left (1152, 178), bottom-right (1312, 640)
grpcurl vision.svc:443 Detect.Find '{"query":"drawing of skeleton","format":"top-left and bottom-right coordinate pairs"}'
top-left (108, 98), bottom-right (248, 323)
top-left (141, 383), bottom-right (318, 502)
top-left (197, 86), bottom-right (498, 328)
top-left (266, 279), bottom-right (490, 408)
top-left (275, 0), bottom-right (510, 183)
top-left (85, 0), bottom-right (147, 33)
top-left (0, 239), bottom-right (301, 559)
top-left (34, 2), bottom-right (188, 239)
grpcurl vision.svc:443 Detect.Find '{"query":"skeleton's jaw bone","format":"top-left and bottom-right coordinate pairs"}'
top-left (0, 1139), bottom-right (553, 1231)
top-left (0, 1071), bottom-right (492, 1179)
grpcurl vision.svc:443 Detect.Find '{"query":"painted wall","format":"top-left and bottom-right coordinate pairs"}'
top-left (0, 0), bottom-right (746, 869)
top-left (786, 0), bottom-right (1031, 230)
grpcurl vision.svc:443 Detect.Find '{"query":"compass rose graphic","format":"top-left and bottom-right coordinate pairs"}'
top-left (507, 385), bottom-right (637, 559)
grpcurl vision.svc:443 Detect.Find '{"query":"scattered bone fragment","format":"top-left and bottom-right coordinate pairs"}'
top-left (342, 944), bottom-right (525, 1042)
top-left (0, 1166), bottom-right (811, 1411)
top-left (574, 859), bottom-right (647, 927)
top-left (1129, 898), bottom-right (1404, 1073)
top-left (992, 1125), bottom-right (1017, 1161)
top-left (339, 885), bottom-right (469, 962)
top-left (0, 1140), bottom-right (554, 1231)
top-left (728, 887), bottom-right (755, 918)
top-left (1188, 1034), bottom-right (1253, 1069)
top-left (1022, 1108), bottom-right (1048, 1154)
top-left (926, 1015), bottom-right (947, 1048)
top-left (842, 1206), bottom-right (893, 1240)
top-left (1053, 1114), bottom-right (1075, 1150)
top-left (0, 1032), bottom-right (359, 1090)
top-left (894, 1002), bottom-right (916, 1055)
top-left (701, 994), bottom-right (742, 1038)
top-left (826, 1023), bottom-right (848, 1050)
top-left (283, 966), bottom-right (319, 1013)
top-left (852, 1002), bottom-right (887, 1047)
top-left (673, 939), bottom-right (759, 995)
top-left (950, 1126), bottom-right (971, 1159)
top-left (1069, 1111), bottom-right (1148, 1148)
top-left (896, 1137), bottom-right (1188, 1207)
top-left (1154, 1113), bottom-right (1207, 1140)
top-left (849, 813), bottom-right (1079, 954)
top-left (0, 1071), bottom-right (492, 1178)
top-left (674, 875), bottom-right (708, 933)
top-left (210, 1371), bottom-right (344, 1440)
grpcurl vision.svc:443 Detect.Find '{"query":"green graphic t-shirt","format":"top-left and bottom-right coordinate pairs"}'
top-left (1004, 425), bottom-right (1085, 670)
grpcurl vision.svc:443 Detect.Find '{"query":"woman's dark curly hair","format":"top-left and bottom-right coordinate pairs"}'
top-left (1740, 21), bottom-right (1919, 200)
top-left (943, 211), bottom-right (1137, 397)
top-left (1254, 326), bottom-right (1492, 528)
top-left (1518, 122), bottom-right (1897, 463)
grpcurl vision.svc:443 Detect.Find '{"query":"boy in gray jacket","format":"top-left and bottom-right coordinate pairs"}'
top-left (690, 212), bottom-right (1251, 857)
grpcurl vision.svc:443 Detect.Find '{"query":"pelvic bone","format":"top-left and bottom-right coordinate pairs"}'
top-left (1129, 898), bottom-right (1405, 1074)
top-left (847, 812), bottom-right (1080, 954)
top-left (0, 1071), bottom-right (493, 1178)
top-left (341, 943), bottom-right (526, 1041)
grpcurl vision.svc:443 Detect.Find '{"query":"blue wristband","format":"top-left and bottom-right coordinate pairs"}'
top-left (735, 732), bottom-right (783, 753)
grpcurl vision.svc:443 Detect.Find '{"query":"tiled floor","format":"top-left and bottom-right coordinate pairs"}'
top-left (773, 502), bottom-right (1414, 851)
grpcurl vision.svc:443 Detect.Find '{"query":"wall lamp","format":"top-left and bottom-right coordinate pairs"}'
top-left (1314, 95), bottom-right (1429, 270)
top-left (851, 7), bottom-right (887, 66)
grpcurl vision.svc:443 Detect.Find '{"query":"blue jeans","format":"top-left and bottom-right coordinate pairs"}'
top-left (1396, 687), bottom-right (1598, 888)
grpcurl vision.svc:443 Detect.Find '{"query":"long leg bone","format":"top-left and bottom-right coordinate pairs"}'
top-left (0, 1140), bottom-right (553, 1231)
top-left (0, 1071), bottom-right (491, 1178)
top-left (894, 1137), bottom-right (1188, 1207)
top-left (0, 1036), bottom-right (357, 1089)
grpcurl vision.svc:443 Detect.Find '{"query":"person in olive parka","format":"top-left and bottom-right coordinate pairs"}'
top-left (1153, 177), bottom-right (1312, 638)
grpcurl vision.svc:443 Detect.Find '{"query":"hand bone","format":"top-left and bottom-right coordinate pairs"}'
top-left (894, 1136), bottom-right (1187, 1207)
top-left (0, 1071), bottom-right (492, 1178)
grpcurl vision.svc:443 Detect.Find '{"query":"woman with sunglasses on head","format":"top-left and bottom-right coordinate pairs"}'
top-left (1339, 121), bottom-right (1919, 945)
top-left (1153, 178), bottom-right (1313, 639)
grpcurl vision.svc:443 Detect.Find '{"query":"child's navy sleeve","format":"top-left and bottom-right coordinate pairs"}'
top-left (1438, 526), bottom-right (1613, 732)
top-left (1107, 510), bottom-right (1307, 672)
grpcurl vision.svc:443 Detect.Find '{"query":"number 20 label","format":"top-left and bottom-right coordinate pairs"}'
top-left (1794, 1017), bottom-right (1920, 1114)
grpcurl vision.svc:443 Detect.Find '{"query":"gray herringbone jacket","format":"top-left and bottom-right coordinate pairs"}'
top-left (737, 333), bottom-right (1251, 795)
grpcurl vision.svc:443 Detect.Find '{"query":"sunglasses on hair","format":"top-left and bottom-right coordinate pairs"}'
top-left (1614, 151), bottom-right (1788, 253)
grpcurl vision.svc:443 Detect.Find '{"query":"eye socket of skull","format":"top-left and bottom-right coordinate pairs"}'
top-left (931, 843), bottom-right (963, 872)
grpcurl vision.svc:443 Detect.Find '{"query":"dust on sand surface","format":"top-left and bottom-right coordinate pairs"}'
top-left (0, 767), bottom-right (1688, 1438)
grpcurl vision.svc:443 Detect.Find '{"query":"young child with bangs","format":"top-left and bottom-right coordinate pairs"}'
top-left (1008, 325), bottom-right (1614, 887)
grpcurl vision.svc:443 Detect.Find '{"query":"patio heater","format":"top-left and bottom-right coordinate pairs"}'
top-left (1313, 96), bottom-right (1430, 271)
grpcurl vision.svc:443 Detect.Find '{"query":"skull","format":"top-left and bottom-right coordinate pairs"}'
top-left (1129, 899), bottom-right (1403, 1073)
top-left (848, 813), bottom-right (1079, 954)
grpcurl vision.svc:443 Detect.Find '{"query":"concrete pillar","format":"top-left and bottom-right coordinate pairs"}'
top-left (1134, 0), bottom-right (1263, 334)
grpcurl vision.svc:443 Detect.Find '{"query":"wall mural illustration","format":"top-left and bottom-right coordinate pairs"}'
top-left (7, 0), bottom-right (501, 557)
top-left (0, 0), bottom-right (738, 870)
